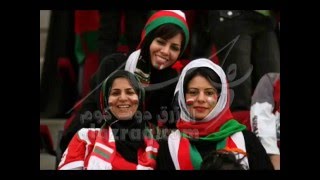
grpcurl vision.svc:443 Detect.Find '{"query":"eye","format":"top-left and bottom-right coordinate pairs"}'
top-left (110, 91), bottom-right (120, 96)
top-left (205, 91), bottom-right (215, 96)
top-left (186, 89), bottom-right (198, 96)
top-left (126, 89), bottom-right (136, 95)
top-left (170, 45), bottom-right (180, 52)
top-left (156, 38), bottom-right (166, 45)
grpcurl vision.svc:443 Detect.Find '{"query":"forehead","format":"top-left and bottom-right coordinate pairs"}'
top-left (111, 77), bottom-right (132, 89)
top-left (187, 75), bottom-right (214, 88)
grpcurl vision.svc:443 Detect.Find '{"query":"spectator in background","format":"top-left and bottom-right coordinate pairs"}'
top-left (206, 10), bottom-right (280, 120)
top-left (250, 72), bottom-right (280, 170)
top-left (98, 10), bottom-right (151, 60)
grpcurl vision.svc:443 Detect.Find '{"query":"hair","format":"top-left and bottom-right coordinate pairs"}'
top-left (200, 150), bottom-right (246, 170)
top-left (183, 67), bottom-right (222, 96)
top-left (140, 23), bottom-right (186, 60)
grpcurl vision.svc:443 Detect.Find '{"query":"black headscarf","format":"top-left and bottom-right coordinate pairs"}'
top-left (99, 70), bottom-right (146, 163)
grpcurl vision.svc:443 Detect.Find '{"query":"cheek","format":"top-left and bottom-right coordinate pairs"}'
top-left (108, 97), bottom-right (116, 106)
top-left (207, 95), bottom-right (218, 106)
top-left (186, 98), bottom-right (195, 106)
top-left (130, 95), bottom-right (139, 105)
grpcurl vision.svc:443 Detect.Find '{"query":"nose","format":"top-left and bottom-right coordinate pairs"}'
top-left (196, 91), bottom-right (206, 103)
top-left (119, 92), bottom-right (127, 101)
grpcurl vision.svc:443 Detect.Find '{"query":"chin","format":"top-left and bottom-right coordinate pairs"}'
top-left (117, 114), bottom-right (133, 120)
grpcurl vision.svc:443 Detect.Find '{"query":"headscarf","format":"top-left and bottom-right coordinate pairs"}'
top-left (99, 70), bottom-right (145, 124)
top-left (99, 70), bottom-right (146, 163)
top-left (125, 10), bottom-right (189, 86)
top-left (174, 58), bottom-right (246, 138)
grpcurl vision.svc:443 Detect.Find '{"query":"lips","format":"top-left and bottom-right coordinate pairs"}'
top-left (155, 55), bottom-right (168, 64)
top-left (193, 107), bottom-right (207, 112)
top-left (117, 105), bottom-right (130, 109)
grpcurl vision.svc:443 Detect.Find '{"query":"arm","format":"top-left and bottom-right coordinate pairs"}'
top-left (270, 154), bottom-right (280, 170)
top-left (58, 129), bottom-right (90, 170)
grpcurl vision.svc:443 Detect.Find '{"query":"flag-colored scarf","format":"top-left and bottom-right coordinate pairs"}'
top-left (168, 120), bottom-right (248, 170)
top-left (87, 126), bottom-right (159, 170)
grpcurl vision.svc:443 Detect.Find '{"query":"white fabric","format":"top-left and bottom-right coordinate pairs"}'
top-left (168, 130), bottom-right (182, 170)
top-left (59, 161), bottom-right (84, 170)
top-left (136, 164), bottom-right (154, 170)
top-left (87, 156), bottom-right (112, 170)
top-left (125, 49), bottom-right (141, 73)
top-left (174, 58), bottom-right (228, 122)
top-left (163, 10), bottom-right (186, 20)
top-left (250, 102), bottom-right (280, 155)
top-left (230, 132), bottom-right (250, 170)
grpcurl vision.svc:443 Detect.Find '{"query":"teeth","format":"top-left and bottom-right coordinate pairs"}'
top-left (118, 105), bottom-right (130, 108)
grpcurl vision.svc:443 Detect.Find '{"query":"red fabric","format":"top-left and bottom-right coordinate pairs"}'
top-left (145, 11), bottom-right (188, 29)
top-left (232, 110), bottom-right (251, 131)
top-left (172, 59), bottom-right (190, 74)
top-left (273, 78), bottom-right (280, 113)
top-left (57, 57), bottom-right (76, 83)
top-left (75, 10), bottom-right (100, 34)
top-left (210, 45), bottom-right (220, 65)
top-left (178, 137), bottom-right (194, 170)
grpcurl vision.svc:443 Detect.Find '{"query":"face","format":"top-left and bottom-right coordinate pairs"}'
top-left (149, 33), bottom-right (182, 70)
top-left (185, 75), bottom-right (219, 120)
top-left (108, 78), bottom-right (139, 120)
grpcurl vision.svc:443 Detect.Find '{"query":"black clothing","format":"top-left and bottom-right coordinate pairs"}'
top-left (40, 11), bottom-right (78, 118)
top-left (156, 130), bottom-right (274, 170)
top-left (207, 10), bottom-right (280, 112)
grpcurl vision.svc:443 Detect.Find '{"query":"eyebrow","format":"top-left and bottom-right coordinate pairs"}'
top-left (188, 88), bottom-right (215, 90)
top-left (111, 88), bottom-right (135, 91)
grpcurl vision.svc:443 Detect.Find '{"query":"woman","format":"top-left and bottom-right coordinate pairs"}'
top-left (58, 70), bottom-right (159, 170)
top-left (60, 10), bottom-right (190, 153)
top-left (156, 58), bottom-right (274, 170)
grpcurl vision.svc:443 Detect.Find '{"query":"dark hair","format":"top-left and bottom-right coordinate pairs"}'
top-left (200, 150), bottom-right (246, 170)
top-left (140, 24), bottom-right (186, 60)
top-left (183, 67), bottom-right (222, 95)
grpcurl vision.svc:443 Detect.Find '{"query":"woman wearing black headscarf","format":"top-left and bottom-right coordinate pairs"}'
top-left (58, 70), bottom-right (158, 170)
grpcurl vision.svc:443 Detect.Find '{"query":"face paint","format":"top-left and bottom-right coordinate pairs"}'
top-left (186, 98), bottom-right (194, 106)
top-left (207, 95), bottom-right (218, 106)
top-left (159, 64), bottom-right (165, 70)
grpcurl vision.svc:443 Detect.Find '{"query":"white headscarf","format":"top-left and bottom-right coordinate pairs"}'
top-left (174, 58), bottom-right (229, 122)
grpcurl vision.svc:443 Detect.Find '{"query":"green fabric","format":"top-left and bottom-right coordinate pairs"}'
top-left (75, 31), bottom-right (99, 65)
top-left (182, 119), bottom-right (246, 142)
top-left (189, 143), bottom-right (202, 169)
top-left (75, 35), bottom-right (85, 65)
top-left (145, 17), bottom-right (189, 54)
top-left (255, 10), bottom-right (271, 16)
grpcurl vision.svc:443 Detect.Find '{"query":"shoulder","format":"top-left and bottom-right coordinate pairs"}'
top-left (94, 53), bottom-right (128, 84)
top-left (76, 128), bottom-right (100, 143)
top-left (100, 53), bottom-right (127, 68)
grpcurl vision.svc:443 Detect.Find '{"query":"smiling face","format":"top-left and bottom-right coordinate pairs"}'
top-left (108, 77), bottom-right (139, 120)
top-left (149, 33), bottom-right (182, 70)
top-left (185, 75), bottom-right (219, 120)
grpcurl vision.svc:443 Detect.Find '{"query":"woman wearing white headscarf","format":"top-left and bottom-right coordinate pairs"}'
top-left (156, 58), bottom-right (273, 170)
